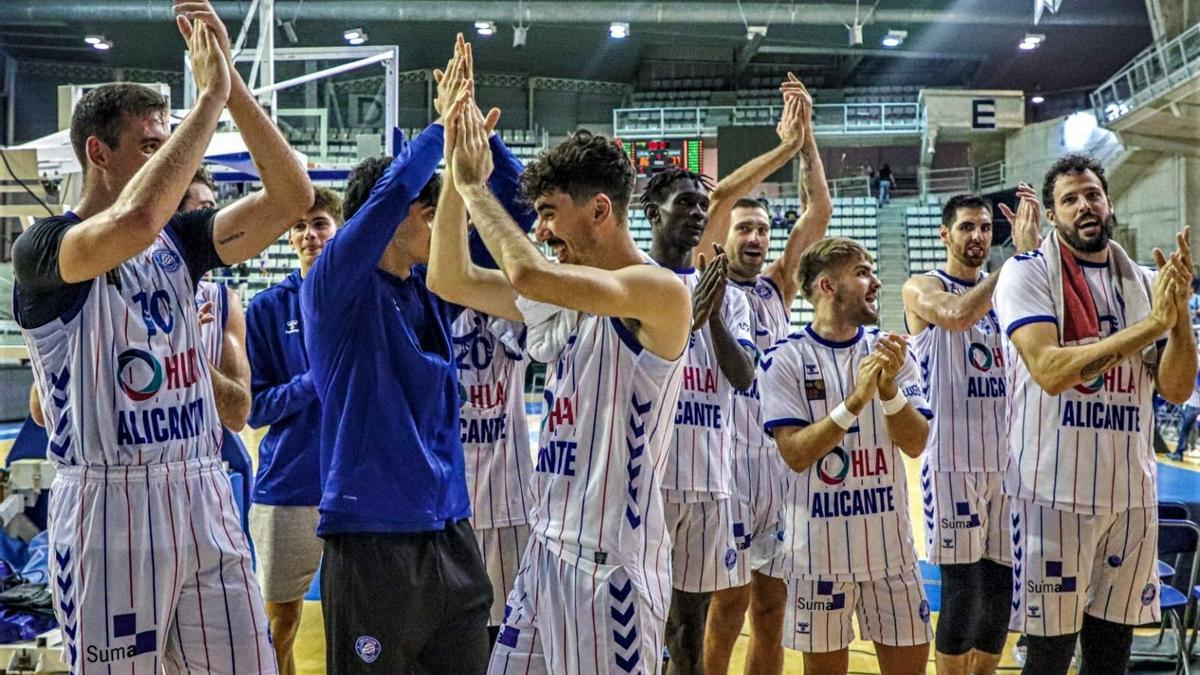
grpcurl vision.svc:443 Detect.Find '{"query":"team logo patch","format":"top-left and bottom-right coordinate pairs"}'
top-left (152, 248), bottom-right (181, 273)
top-left (967, 343), bottom-right (992, 371)
top-left (804, 378), bottom-right (826, 401)
top-left (796, 619), bottom-right (811, 634)
top-left (1141, 584), bottom-right (1157, 606)
top-left (725, 548), bottom-right (737, 570)
top-left (816, 447), bottom-right (851, 486)
top-left (355, 636), bottom-right (382, 663)
top-left (918, 599), bottom-right (930, 623)
top-left (1074, 375), bottom-right (1104, 395)
top-left (116, 349), bottom-right (163, 402)
top-left (1027, 605), bottom-right (1041, 618)
top-left (803, 363), bottom-right (819, 377)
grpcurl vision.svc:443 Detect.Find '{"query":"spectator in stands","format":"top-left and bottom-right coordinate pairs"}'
top-left (1170, 332), bottom-right (1200, 461)
top-left (878, 163), bottom-right (893, 205)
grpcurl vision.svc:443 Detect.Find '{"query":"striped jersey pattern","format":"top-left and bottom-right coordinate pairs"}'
top-left (662, 270), bottom-right (754, 500)
top-left (909, 270), bottom-right (1006, 472)
top-left (760, 326), bottom-right (932, 580)
top-left (994, 251), bottom-right (1159, 514)
top-left (729, 276), bottom-right (792, 450)
top-left (452, 309), bottom-right (533, 530)
top-left (21, 232), bottom-right (219, 466)
top-left (195, 280), bottom-right (227, 366)
top-left (529, 313), bottom-right (684, 607)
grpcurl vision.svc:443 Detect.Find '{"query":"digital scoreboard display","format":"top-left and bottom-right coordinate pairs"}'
top-left (622, 138), bottom-right (704, 176)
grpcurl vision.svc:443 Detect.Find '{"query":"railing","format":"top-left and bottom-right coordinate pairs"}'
top-left (1090, 20), bottom-right (1200, 125)
top-left (924, 167), bottom-right (977, 196)
top-left (976, 160), bottom-right (1006, 192)
top-left (613, 102), bottom-right (923, 138)
top-left (828, 176), bottom-right (873, 200)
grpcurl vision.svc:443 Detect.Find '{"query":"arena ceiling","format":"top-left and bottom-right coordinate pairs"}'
top-left (0, 0), bottom-right (1152, 95)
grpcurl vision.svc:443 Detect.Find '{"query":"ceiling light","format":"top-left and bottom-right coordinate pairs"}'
top-left (609, 22), bottom-right (629, 39)
top-left (475, 21), bottom-right (496, 36)
top-left (1031, 95), bottom-right (1045, 104)
top-left (93, 40), bottom-right (112, 51)
top-left (84, 35), bottom-right (103, 45)
top-left (881, 30), bottom-right (906, 48)
top-left (343, 28), bottom-right (367, 44)
top-left (1020, 33), bottom-right (1045, 50)
top-left (747, 25), bottom-right (768, 41)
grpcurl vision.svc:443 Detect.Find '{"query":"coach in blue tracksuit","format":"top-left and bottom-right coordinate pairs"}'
top-left (245, 186), bottom-right (343, 674)
top-left (301, 66), bottom-right (531, 675)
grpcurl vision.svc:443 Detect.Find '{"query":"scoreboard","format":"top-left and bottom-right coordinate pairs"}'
top-left (621, 138), bottom-right (704, 176)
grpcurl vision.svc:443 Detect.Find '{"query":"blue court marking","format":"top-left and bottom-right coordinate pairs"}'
top-left (0, 422), bottom-right (20, 442)
top-left (1158, 461), bottom-right (1200, 504)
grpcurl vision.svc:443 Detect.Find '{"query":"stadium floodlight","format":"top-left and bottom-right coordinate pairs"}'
top-left (475, 21), bottom-right (496, 36)
top-left (747, 25), bottom-right (768, 41)
top-left (1031, 95), bottom-right (1045, 104)
top-left (513, 25), bottom-right (528, 48)
top-left (343, 28), bottom-right (367, 45)
top-left (881, 30), bottom-right (906, 48)
top-left (84, 35), bottom-right (103, 45)
top-left (609, 22), bottom-right (629, 39)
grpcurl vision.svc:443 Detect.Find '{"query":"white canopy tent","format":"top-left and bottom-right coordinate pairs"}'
top-left (6, 127), bottom-right (308, 179)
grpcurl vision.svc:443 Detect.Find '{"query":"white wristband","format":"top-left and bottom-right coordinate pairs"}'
top-left (829, 403), bottom-right (857, 430)
top-left (881, 390), bottom-right (908, 415)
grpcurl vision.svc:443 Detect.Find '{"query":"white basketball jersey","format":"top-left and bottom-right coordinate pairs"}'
top-left (195, 280), bottom-right (227, 365)
top-left (22, 232), bottom-right (219, 467)
top-left (994, 251), bottom-right (1159, 514)
top-left (452, 309), bottom-right (533, 530)
top-left (529, 314), bottom-right (684, 573)
top-left (760, 326), bottom-right (931, 580)
top-left (729, 276), bottom-right (792, 450)
top-left (662, 271), bottom-right (754, 500)
top-left (909, 270), bottom-right (1006, 472)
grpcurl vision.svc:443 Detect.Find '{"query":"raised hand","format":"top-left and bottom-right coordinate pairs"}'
top-left (998, 182), bottom-right (1043, 252)
top-left (434, 34), bottom-right (473, 122)
top-left (1168, 228), bottom-right (1195, 315)
top-left (173, 1), bottom-right (232, 60)
top-left (450, 92), bottom-right (495, 188)
top-left (872, 333), bottom-right (908, 395)
top-left (692, 243), bottom-right (730, 332)
top-left (848, 353), bottom-right (883, 411)
top-left (776, 73), bottom-right (811, 147)
top-left (1152, 246), bottom-right (1181, 331)
top-left (179, 19), bottom-right (231, 102)
top-left (196, 300), bottom-right (215, 326)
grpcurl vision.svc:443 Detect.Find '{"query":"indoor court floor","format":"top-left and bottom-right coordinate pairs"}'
top-left (1, 418), bottom-right (1197, 674)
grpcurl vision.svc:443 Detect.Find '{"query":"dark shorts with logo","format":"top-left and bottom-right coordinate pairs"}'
top-left (321, 519), bottom-right (493, 674)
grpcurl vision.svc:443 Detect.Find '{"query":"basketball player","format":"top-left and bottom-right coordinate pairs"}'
top-left (760, 237), bottom-right (933, 675)
top-left (244, 186), bottom-right (342, 675)
top-left (12, 0), bottom-right (313, 669)
top-left (425, 58), bottom-right (538, 643)
top-left (180, 167), bottom-right (218, 212)
top-left (700, 76), bottom-right (834, 675)
top-left (301, 36), bottom-right (493, 673)
top-left (434, 81), bottom-right (691, 673)
top-left (994, 154), bottom-right (1196, 675)
top-left (179, 169), bottom-right (257, 546)
top-left (638, 164), bottom-right (756, 674)
top-left (900, 192), bottom-right (1040, 675)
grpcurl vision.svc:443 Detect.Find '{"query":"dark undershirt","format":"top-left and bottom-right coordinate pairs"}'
top-left (12, 208), bottom-right (224, 329)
